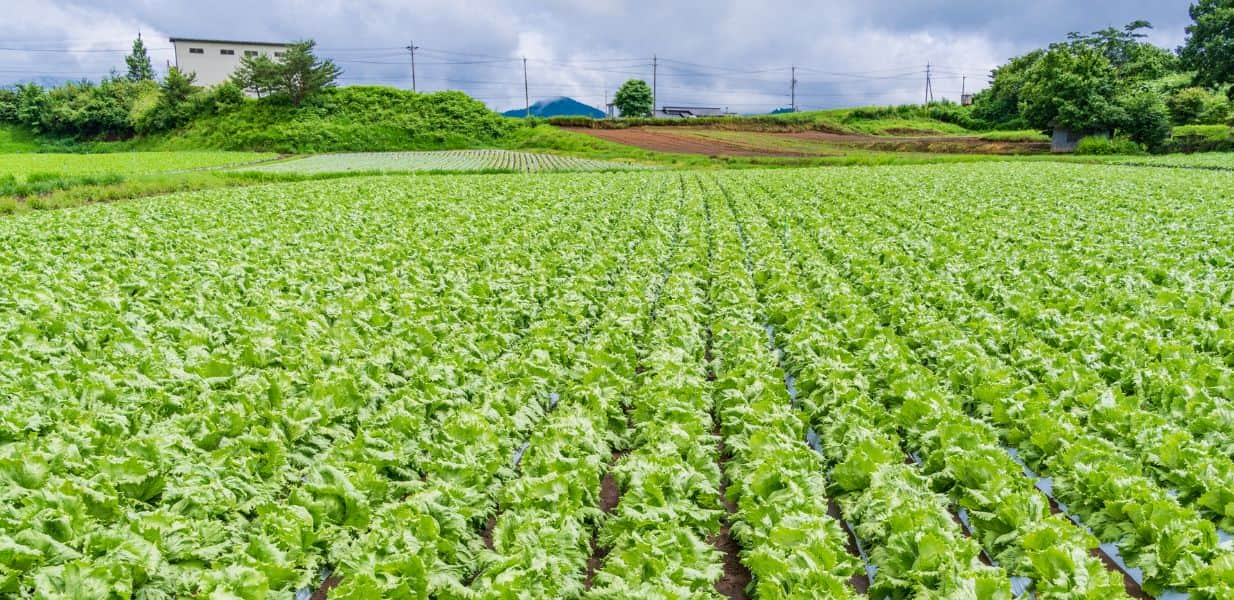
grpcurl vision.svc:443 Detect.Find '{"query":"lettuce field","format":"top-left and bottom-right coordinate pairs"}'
top-left (2, 162), bottom-right (1234, 599)
top-left (0, 152), bottom-right (277, 181)
top-left (246, 150), bottom-right (642, 175)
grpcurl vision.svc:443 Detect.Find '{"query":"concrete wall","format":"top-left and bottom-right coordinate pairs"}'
top-left (172, 40), bottom-right (289, 87)
top-left (1051, 128), bottom-right (1109, 153)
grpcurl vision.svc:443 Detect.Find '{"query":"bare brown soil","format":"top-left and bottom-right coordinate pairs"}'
top-left (564, 127), bottom-right (807, 157)
top-left (826, 499), bottom-right (871, 594)
top-left (1044, 490), bottom-right (1150, 599)
top-left (779, 130), bottom-right (1049, 154)
top-left (712, 419), bottom-right (752, 600)
top-left (584, 449), bottom-right (628, 590)
top-left (310, 576), bottom-right (341, 600)
top-left (565, 126), bottom-right (1049, 157)
top-left (481, 516), bottom-right (497, 551)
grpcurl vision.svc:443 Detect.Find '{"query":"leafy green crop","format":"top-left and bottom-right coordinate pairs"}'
top-left (245, 150), bottom-right (645, 174)
top-left (2, 161), bottom-right (1234, 599)
top-left (0, 151), bottom-right (276, 181)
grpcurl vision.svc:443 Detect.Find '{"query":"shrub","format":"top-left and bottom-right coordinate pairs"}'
top-left (1075, 136), bottom-right (1144, 155)
top-left (1119, 91), bottom-right (1172, 150)
top-left (1168, 87), bottom-right (1230, 125)
top-left (0, 88), bottom-right (16, 123)
top-left (978, 130), bottom-right (1050, 142)
top-left (1167, 124), bottom-right (1234, 153)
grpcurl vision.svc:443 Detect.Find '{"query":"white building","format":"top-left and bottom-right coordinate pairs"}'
top-left (170, 38), bottom-right (292, 87)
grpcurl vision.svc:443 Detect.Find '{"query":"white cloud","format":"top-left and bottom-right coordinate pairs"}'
top-left (0, 0), bottom-right (1196, 112)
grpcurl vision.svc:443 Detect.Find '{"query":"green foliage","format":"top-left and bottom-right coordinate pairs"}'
top-left (1019, 45), bottom-right (1126, 133)
top-left (613, 79), bottom-right (653, 118)
top-left (0, 125), bottom-right (38, 152)
top-left (1168, 124), bottom-right (1234, 152)
top-left (135, 67), bottom-right (198, 134)
top-left (1180, 0), bottom-right (1234, 94)
top-left (971, 50), bottom-right (1047, 128)
top-left (232, 54), bottom-right (281, 98)
top-left (1074, 135), bottom-right (1144, 155)
top-left (1067, 21), bottom-right (1179, 82)
top-left (165, 87), bottom-right (514, 153)
top-left (1168, 86), bottom-right (1231, 124)
top-left (125, 34), bottom-right (155, 82)
top-left (978, 130), bottom-right (1050, 142)
top-left (244, 150), bottom-right (642, 174)
top-left (231, 40), bottom-right (341, 106)
top-left (1173, 124), bottom-right (1232, 140)
top-left (1119, 90), bottom-right (1173, 149)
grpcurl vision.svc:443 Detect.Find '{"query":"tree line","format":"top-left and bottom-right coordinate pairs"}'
top-left (0, 37), bottom-right (341, 140)
top-left (970, 2), bottom-right (1234, 150)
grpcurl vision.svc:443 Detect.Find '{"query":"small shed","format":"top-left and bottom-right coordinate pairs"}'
top-left (1051, 127), bottom-right (1109, 153)
top-left (655, 106), bottom-right (725, 119)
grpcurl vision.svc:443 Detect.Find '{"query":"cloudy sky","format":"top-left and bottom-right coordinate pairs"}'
top-left (0, 1), bottom-right (1196, 113)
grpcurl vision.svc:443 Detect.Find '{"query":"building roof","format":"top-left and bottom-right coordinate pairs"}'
top-left (169, 37), bottom-right (292, 47)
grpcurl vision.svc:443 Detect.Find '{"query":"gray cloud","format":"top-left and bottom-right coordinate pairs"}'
top-left (0, 0), bottom-right (1195, 113)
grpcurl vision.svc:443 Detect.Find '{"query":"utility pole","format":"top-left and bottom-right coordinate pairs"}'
top-left (523, 57), bottom-right (530, 119)
top-left (791, 66), bottom-right (798, 112)
top-left (406, 40), bottom-right (419, 92)
top-left (652, 54), bottom-right (657, 116)
top-left (961, 75), bottom-right (967, 101)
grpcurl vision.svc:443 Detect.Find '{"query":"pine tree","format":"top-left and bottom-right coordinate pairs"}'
top-left (126, 33), bottom-right (155, 82)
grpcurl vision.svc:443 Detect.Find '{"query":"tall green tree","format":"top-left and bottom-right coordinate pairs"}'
top-left (125, 33), bottom-right (155, 82)
top-left (232, 54), bottom-right (280, 98)
top-left (136, 67), bottom-right (198, 133)
top-left (1019, 45), bottom-right (1127, 134)
top-left (277, 41), bottom-right (342, 106)
top-left (1119, 90), bottom-right (1172, 149)
top-left (1180, 0), bottom-right (1234, 98)
top-left (232, 41), bottom-right (340, 106)
top-left (613, 79), bottom-right (653, 118)
top-left (970, 49), bottom-right (1045, 127)
top-left (1067, 21), bottom-right (1177, 81)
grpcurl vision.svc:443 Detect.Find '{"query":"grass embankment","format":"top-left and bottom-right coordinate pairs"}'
top-left (154, 87), bottom-right (515, 153)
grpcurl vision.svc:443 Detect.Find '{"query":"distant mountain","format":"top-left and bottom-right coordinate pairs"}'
top-left (503, 96), bottom-right (605, 119)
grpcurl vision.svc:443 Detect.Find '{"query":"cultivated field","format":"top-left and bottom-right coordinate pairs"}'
top-left (2, 162), bottom-right (1234, 599)
top-left (246, 149), bottom-right (643, 174)
top-left (0, 151), bottom-right (277, 181)
top-left (565, 126), bottom-right (1050, 157)
top-left (1106, 151), bottom-right (1234, 170)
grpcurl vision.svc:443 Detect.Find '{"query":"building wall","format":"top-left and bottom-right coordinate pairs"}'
top-left (172, 40), bottom-right (289, 87)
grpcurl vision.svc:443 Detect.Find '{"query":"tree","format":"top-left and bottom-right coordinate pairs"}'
top-left (971, 49), bottom-right (1045, 127)
top-left (1067, 21), bottom-right (1178, 81)
top-left (613, 79), bottom-right (653, 118)
top-left (1168, 86), bottom-right (1231, 124)
top-left (125, 33), bottom-right (155, 82)
top-left (275, 41), bottom-right (341, 106)
top-left (1180, 0), bottom-right (1234, 99)
top-left (232, 54), bottom-right (280, 98)
top-left (1119, 90), bottom-right (1172, 149)
top-left (232, 40), bottom-right (340, 106)
top-left (135, 67), bottom-right (198, 133)
top-left (1019, 45), bottom-right (1127, 134)
top-left (0, 88), bottom-right (16, 123)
